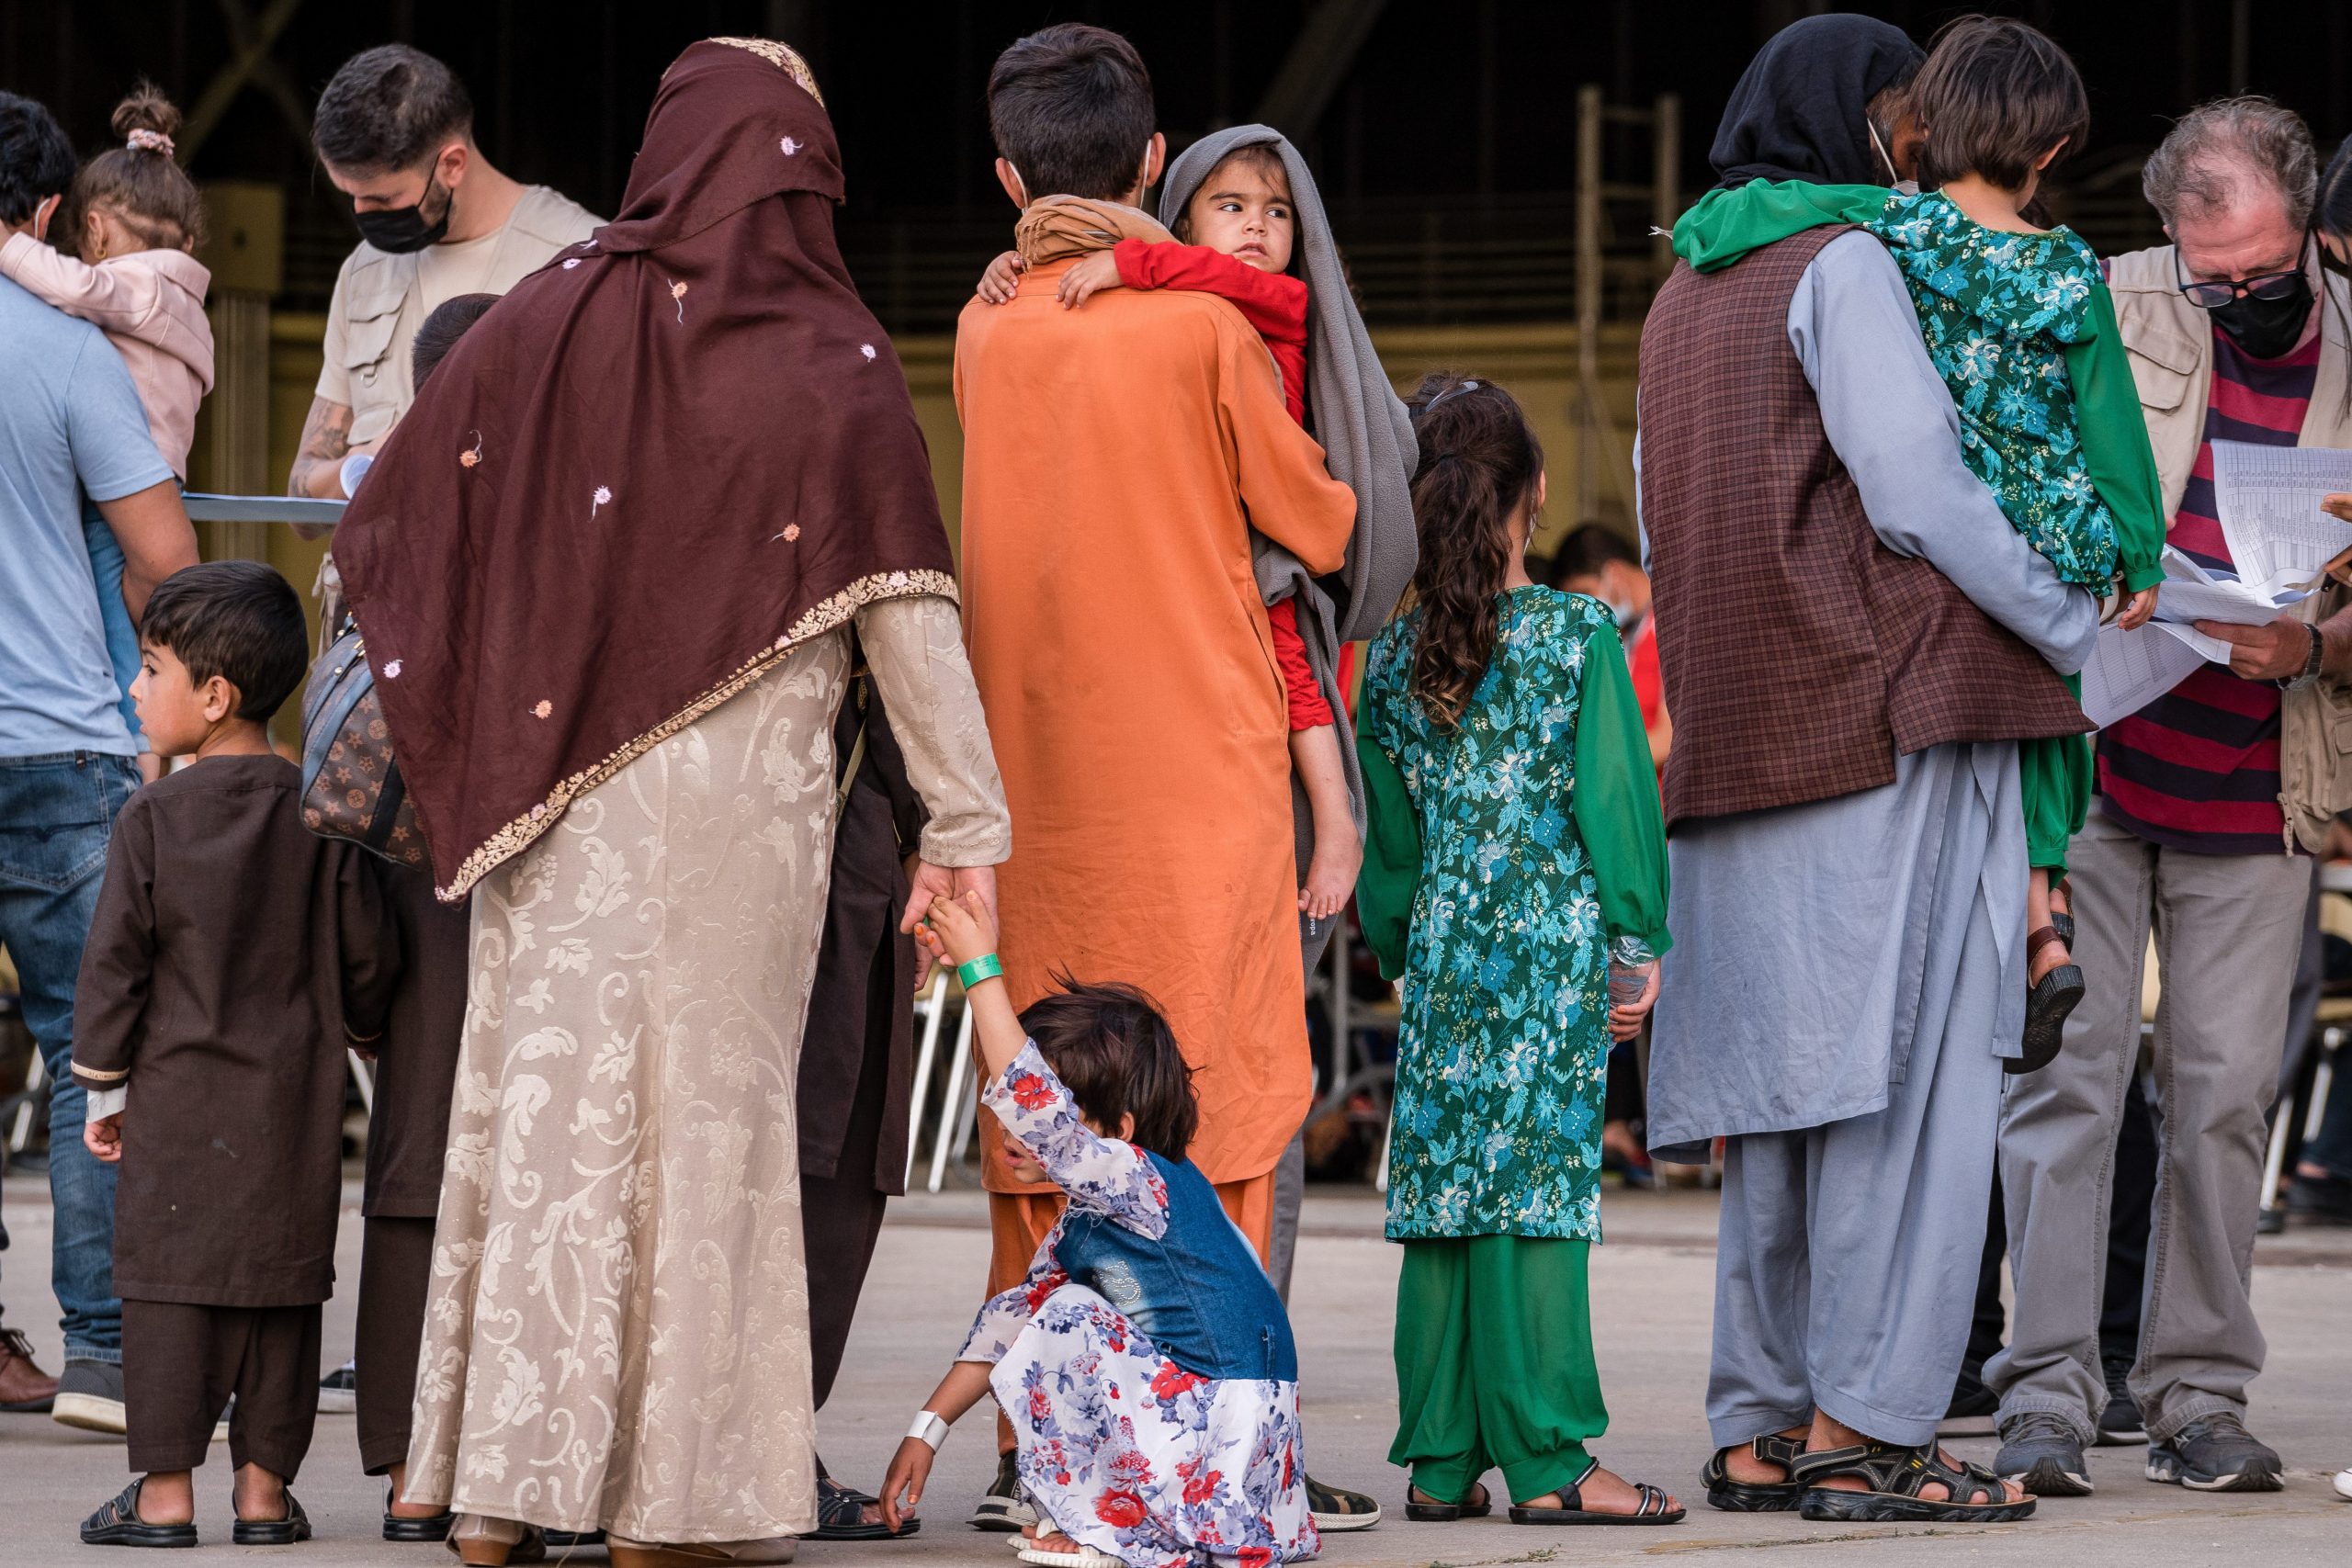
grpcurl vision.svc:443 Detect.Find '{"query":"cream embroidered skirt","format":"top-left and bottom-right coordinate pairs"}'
top-left (404, 636), bottom-right (850, 1540)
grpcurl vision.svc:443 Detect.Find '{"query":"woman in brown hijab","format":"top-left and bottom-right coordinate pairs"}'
top-left (333, 38), bottom-right (1010, 1566)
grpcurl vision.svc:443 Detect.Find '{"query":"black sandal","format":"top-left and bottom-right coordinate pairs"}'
top-left (232, 1490), bottom-right (312, 1547)
top-left (79, 1480), bottom-right (198, 1548)
top-left (1702, 1432), bottom-right (1805, 1512)
top-left (1508, 1461), bottom-right (1685, 1526)
top-left (2008, 925), bottom-right (2083, 1076)
top-left (804, 1471), bottom-right (921, 1541)
top-left (1792, 1440), bottom-right (2035, 1522)
top-left (2050, 879), bottom-right (2075, 948)
top-left (384, 1486), bottom-right (456, 1542)
top-left (1403, 1481), bottom-right (1492, 1522)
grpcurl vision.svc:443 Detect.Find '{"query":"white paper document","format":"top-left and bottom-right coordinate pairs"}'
top-left (2079, 622), bottom-right (2217, 728)
top-left (2152, 543), bottom-right (2307, 628)
top-left (2209, 440), bottom-right (2352, 589)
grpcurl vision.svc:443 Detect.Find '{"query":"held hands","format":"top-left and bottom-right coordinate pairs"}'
top-left (2116, 585), bottom-right (2158, 632)
top-left (900, 863), bottom-right (999, 987)
top-left (84, 1111), bottom-right (123, 1164)
top-left (977, 250), bottom-right (1025, 305)
top-left (915, 890), bottom-right (997, 973)
top-left (1056, 251), bottom-right (1125, 310)
top-left (1608, 962), bottom-right (1660, 1043)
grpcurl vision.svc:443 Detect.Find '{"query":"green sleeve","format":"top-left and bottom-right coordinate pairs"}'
top-left (1671, 179), bottom-right (1891, 273)
top-left (2065, 284), bottom-right (2168, 593)
top-left (1353, 724), bottom-right (1420, 984)
top-left (1571, 626), bottom-right (1672, 958)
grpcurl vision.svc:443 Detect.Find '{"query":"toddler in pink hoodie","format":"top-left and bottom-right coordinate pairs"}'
top-left (0, 84), bottom-right (212, 773)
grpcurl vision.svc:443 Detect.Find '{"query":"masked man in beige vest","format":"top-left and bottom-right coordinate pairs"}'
top-left (1988, 96), bottom-right (2352, 1501)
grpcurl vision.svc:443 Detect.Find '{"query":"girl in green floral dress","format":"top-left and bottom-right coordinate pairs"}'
top-left (1668, 17), bottom-right (2167, 1066)
top-left (1355, 375), bottom-right (1679, 1527)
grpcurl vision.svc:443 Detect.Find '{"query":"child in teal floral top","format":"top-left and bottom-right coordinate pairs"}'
top-left (1668, 17), bottom-right (2166, 1066)
top-left (1355, 376), bottom-right (1680, 1527)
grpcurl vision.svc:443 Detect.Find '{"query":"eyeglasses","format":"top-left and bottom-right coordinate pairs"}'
top-left (2174, 236), bottom-right (2311, 309)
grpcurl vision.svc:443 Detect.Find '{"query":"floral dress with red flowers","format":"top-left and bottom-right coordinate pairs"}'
top-left (959, 1043), bottom-right (1317, 1568)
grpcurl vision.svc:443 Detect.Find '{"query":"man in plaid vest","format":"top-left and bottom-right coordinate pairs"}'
top-left (1637, 15), bottom-right (2098, 1526)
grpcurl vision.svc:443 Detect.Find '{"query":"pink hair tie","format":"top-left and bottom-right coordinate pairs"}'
top-left (125, 129), bottom-right (174, 157)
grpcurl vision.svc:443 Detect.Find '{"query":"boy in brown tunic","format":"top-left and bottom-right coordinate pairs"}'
top-left (71, 560), bottom-right (397, 1549)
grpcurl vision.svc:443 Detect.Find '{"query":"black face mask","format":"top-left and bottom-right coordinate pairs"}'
top-left (2211, 271), bottom-right (2313, 360)
top-left (353, 175), bottom-right (451, 254)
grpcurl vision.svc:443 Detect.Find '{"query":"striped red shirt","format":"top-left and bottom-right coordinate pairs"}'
top-left (2094, 328), bottom-right (2320, 854)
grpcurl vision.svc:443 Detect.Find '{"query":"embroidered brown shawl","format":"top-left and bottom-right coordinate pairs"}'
top-left (333, 39), bottom-right (956, 899)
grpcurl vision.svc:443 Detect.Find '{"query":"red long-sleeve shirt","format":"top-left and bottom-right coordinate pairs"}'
top-left (1114, 239), bottom-right (1309, 424)
top-left (1115, 238), bottom-right (1329, 727)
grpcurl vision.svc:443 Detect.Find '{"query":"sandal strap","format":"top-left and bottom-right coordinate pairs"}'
top-left (2028, 924), bottom-right (2066, 963)
top-left (1792, 1440), bottom-right (1999, 1504)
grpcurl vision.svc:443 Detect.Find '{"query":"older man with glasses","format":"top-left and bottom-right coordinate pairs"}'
top-left (1988, 96), bottom-right (2352, 1501)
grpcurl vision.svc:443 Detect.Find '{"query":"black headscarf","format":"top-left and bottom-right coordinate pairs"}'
top-left (1709, 13), bottom-right (1925, 189)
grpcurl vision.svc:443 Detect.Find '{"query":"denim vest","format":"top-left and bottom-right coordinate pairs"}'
top-left (1056, 1152), bottom-right (1298, 1382)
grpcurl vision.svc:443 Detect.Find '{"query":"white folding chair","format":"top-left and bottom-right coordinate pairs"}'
top-left (903, 971), bottom-right (949, 1189)
top-left (926, 999), bottom-right (978, 1194)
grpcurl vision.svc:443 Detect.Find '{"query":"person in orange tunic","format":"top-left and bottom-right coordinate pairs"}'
top-left (953, 22), bottom-right (1364, 1534)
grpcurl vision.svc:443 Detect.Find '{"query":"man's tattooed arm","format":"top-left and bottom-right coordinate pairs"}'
top-left (288, 395), bottom-right (355, 505)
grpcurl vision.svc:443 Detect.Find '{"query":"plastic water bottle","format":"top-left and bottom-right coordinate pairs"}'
top-left (1606, 935), bottom-right (1654, 1011)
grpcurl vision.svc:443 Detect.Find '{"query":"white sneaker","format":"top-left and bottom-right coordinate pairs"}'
top-left (317, 1359), bottom-right (357, 1415)
top-left (2333, 1466), bottom-right (2351, 1501)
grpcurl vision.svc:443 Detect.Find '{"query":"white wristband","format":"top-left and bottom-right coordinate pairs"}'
top-left (907, 1410), bottom-right (949, 1451)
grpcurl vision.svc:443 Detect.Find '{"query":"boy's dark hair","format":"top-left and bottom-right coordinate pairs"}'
top-left (1912, 15), bottom-right (2088, 193)
top-left (413, 291), bottom-right (499, 385)
top-left (987, 24), bottom-right (1155, 202)
top-left (141, 561), bottom-right (309, 723)
top-left (1545, 523), bottom-right (1640, 589)
top-left (1019, 976), bottom-right (1198, 1163)
top-left (313, 45), bottom-right (473, 175)
top-left (0, 90), bottom-right (77, 227)
top-left (68, 84), bottom-right (206, 254)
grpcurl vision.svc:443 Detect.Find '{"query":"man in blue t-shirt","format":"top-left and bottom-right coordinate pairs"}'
top-left (0, 92), bottom-right (198, 1433)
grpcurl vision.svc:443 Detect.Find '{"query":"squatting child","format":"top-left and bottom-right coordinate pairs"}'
top-left (879, 892), bottom-right (1319, 1568)
top-left (1670, 15), bottom-right (2167, 1068)
top-left (1356, 375), bottom-right (1681, 1526)
top-left (0, 82), bottom-right (213, 783)
top-left (977, 142), bottom-right (1363, 925)
top-left (72, 561), bottom-right (397, 1550)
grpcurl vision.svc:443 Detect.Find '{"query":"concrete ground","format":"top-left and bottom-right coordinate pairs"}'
top-left (3, 1178), bottom-right (2347, 1566)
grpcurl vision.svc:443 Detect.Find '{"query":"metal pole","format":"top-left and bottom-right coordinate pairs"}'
top-left (1653, 92), bottom-right (1681, 282)
top-left (1577, 85), bottom-right (1603, 524)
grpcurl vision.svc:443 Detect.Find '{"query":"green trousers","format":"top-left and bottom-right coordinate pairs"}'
top-left (1389, 1235), bottom-right (1607, 1506)
top-left (2020, 673), bottom-right (2090, 879)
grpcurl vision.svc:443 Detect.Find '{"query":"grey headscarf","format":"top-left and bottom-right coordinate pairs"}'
top-left (1159, 124), bottom-right (1419, 971)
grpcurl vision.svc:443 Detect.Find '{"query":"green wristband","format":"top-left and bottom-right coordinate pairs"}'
top-left (957, 953), bottom-right (1004, 989)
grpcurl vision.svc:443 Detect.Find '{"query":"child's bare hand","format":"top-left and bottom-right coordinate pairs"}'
top-left (879, 1436), bottom-right (935, 1532)
top-left (84, 1111), bottom-right (123, 1164)
top-left (1057, 250), bottom-right (1124, 310)
top-left (916, 890), bottom-right (997, 971)
top-left (1608, 962), bottom-right (1660, 1043)
top-left (2117, 585), bottom-right (2158, 631)
top-left (977, 250), bottom-right (1025, 305)
top-left (1299, 834), bottom-right (1363, 923)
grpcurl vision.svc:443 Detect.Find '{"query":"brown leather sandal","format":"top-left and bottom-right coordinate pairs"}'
top-left (2008, 925), bottom-right (2083, 1075)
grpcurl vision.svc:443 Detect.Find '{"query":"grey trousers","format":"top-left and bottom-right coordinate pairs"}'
top-left (1987, 810), bottom-right (2311, 1443)
top-left (1707, 874), bottom-right (2006, 1451)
